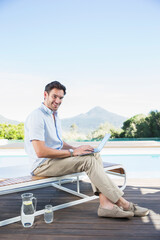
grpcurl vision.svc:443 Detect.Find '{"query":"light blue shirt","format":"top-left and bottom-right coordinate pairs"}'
top-left (24, 103), bottom-right (63, 173)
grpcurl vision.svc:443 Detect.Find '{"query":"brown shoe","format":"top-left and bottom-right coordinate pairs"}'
top-left (98, 205), bottom-right (134, 218)
top-left (125, 202), bottom-right (149, 217)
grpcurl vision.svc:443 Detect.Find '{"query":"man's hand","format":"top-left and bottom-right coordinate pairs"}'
top-left (73, 145), bottom-right (94, 156)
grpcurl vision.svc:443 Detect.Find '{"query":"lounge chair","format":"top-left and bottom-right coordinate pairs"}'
top-left (0, 162), bottom-right (126, 227)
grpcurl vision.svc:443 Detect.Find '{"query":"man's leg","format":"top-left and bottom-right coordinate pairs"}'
top-left (34, 153), bottom-right (123, 203)
top-left (34, 154), bottom-right (148, 218)
top-left (34, 154), bottom-right (135, 218)
top-left (89, 153), bottom-right (149, 217)
top-left (93, 153), bottom-right (130, 209)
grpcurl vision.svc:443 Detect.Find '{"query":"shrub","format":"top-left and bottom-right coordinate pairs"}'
top-left (0, 123), bottom-right (24, 140)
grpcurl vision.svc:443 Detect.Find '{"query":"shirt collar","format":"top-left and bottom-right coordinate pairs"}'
top-left (40, 103), bottom-right (58, 116)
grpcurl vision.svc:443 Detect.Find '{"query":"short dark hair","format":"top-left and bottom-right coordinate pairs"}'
top-left (45, 81), bottom-right (66, 95)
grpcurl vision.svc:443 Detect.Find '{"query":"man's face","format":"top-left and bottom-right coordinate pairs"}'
top-left (44, 88), bottom-right (64, 111)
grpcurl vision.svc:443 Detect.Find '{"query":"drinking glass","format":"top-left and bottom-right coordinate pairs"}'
top-left (44, 205), bottom-right (53, 223)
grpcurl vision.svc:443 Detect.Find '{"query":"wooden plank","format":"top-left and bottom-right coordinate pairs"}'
top-left (0, 228), bottom-right (160, 237)
top-left (0, 235), bottom-right (160, 240)
top-left (0, 179), bottom-right (160, 240)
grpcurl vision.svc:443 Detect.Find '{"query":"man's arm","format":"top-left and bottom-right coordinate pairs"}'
top-left (32, 140), bottom-right (71, 158)
top-left (62, 141), bottom-right (76, 150)
top-left (32, 140), bottom-right (94, 158)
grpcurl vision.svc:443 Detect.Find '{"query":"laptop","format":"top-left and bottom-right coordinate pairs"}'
top-left (81, 133), bottom-right (111, 155)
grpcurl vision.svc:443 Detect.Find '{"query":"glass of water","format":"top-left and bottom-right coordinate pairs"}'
top-left (44, 205), bottom-right (53, 223)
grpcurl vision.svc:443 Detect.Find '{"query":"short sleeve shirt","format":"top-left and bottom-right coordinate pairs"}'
top-left (24, 103), bottom-right (63, 173)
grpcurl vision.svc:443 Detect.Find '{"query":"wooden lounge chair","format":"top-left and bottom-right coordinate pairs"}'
top-left (0, 162), bottom-right (126, 227)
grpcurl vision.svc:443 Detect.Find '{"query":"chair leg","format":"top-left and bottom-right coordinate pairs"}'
top-left (104, 168), bottom-right (127, 191)
top-left (120, 168), bottom-right (127, 191)
top-left (77, 175), bottom-right (80, 193)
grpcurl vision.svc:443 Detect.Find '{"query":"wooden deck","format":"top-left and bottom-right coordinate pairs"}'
top-left (0, 178), bottom-right (160, 240)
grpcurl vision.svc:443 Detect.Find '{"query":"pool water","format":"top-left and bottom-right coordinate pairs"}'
top-left (102, 154), bottom-right (160, 178)
top-left (0, 151), bottom-right (160, 178)
top-left (0, 155), bottom-right (30, 178)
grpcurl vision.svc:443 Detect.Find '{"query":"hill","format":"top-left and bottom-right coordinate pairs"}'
top-left (0, 106), bottom-right (127, 133)
top-left (61, 106), bottom-right (127, 133)
top-left (0, 114), bottom-right (20, 125)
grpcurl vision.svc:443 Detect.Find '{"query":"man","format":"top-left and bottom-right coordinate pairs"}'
top-left (25, 81), bottom-right (149, 218)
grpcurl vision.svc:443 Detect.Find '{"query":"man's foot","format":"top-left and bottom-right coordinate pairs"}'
top-left (124, 202), bottom-right (149, 217)
top-left (97, 205), bottom-right (134, 218)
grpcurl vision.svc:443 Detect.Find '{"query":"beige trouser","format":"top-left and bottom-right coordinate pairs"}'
top-left (33, 153), bottom-right (124, 203)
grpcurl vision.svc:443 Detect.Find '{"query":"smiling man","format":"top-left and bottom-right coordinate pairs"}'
top-left (25, 81), bottom-right (149, 219)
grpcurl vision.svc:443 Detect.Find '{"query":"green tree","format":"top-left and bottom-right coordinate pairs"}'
top-left (121, 111), bottom-right (160, 138)
top-left (121, 114), bottom-right (147, 138)
top-left (70, 123), bottom-right (78, 132)
top-left (16, 123), bottom-right (24, 139)
top-left (4, 125), bottom-right (17, 139)
top-left (0, 124), bottom-right (5, 139)
top-left (110, 128), bottom-right (123, 138)
top-left (89, 122), bottom-right (120, 140)
top-left (146, 111), bottom-right (160, 137)
top-left (0, 123), bottom-right (24, 140)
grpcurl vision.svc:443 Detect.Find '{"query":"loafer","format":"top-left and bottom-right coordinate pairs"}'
top-left (126, 202), bottom-right (149, 217)
top-left (98, 205), bottom-right (134, 218)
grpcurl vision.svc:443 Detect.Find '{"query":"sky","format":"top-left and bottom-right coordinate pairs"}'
top-left (0, 0), bottom-right (160, 122)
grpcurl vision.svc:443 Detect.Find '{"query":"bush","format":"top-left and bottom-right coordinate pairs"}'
top-left (121, 111), bottom-right (160, 138)
top-left (88, 122), bottom-right (121, 140)
top-left (0, 123), bottom-right (24, 140)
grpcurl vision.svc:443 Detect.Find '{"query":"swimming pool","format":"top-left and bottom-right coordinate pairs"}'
top-left (102, 154), bottom-right (160, 178)
top-left (0, 149), bottom-right (160, 178)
